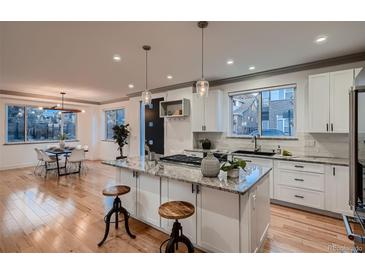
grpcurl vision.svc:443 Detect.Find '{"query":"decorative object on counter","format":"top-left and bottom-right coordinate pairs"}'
top-left (196, 21), bottom-right (209, 97)
top-left (282, 149), bottom-right (293, 157)
top-left (201, 152), bottom-right (220, 177)
top-left (221, 159), bottom-right (247, 178)
top-left (276, 145), bottom-right (282, 155)
top-left (112, 123), bottom-right (130, 160)
top-left (58, 133), bottom-right (67, 149)
top-left (199, 138), bottom-right (211, 150)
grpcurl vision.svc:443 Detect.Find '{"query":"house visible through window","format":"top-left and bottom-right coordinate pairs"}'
top-left (230, 86), bottom-right (295, 137)
top-left (105, 109), bottom-right (125, 140)
top-left (6, 105), bottom-right (78, 143)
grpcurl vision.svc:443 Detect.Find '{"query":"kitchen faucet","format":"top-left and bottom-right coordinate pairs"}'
top-left (252, 134), bottom-right (261, 152)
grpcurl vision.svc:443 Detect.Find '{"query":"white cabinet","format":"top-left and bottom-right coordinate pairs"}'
top-left (117, 169), bottom-right (137, 217)
top-left (136, 173), bottom-right (161, 227)
top-left (325, 165), bottom-right (352, 216)
top-left (233, 155), bottom-right (274, 199)
top-left (197, 186), bottom-right (240, 252)
top-left (161, 178), bottom-right (197, 243)
top-left (192, 90), bottom-right (224, 132)
top-left (308, 69), bottom-right (354, 133)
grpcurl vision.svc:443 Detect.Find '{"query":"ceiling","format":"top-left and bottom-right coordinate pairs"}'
top-left (1, 21), bottom-right (365, 103)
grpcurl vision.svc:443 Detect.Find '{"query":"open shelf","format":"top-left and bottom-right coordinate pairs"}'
top-left (159, 98), bottom-right (190, 118)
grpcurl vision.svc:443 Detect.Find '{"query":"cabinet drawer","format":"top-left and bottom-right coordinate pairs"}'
top-left (276, 169), bottom-right (325, 191)
top-left (277, 161), bottom-right (324, 174)
top-left (275, 185), bottom-right (325, 209)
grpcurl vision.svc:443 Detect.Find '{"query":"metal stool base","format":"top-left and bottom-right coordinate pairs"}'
top-left (160, 220), bottom-right (194, 253)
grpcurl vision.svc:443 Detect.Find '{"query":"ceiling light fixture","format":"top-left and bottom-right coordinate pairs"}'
top-left (196, 21), bottom-right (209, 97)
top-left (167, 75), bottom-right (173, 79)
top-left (141, 45), bottom-right (152, 105)
top-left (314, 35), bottom-right (328, 44)
top-left (128, 84), bottom-right (134, 89)
top-left (249, 66), bottom-right (256, 71)
top-left (227, 59), bottom-right (234, 65)
top-left (44, 92), bottom-right (83, 113)
top-left (113, 54), bottom-right (121, 62)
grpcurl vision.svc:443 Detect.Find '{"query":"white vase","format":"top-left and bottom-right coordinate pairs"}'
top-left (201, 152), bottom-right (220, 177)
top-left (59, 140), bottom-right (65, 149)
top-left (227, 168), bottom-right (239, 178)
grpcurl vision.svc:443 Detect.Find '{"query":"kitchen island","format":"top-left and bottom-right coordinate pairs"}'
top-left (103, 157), bottom-right (271, 253)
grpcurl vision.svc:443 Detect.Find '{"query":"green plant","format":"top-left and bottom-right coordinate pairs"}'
top-left (112, 123), bottom-right (130, 158)
top-left (220, 159), bottom-right (247, 172)
top-left (59, 133), bottom-right (68, 141)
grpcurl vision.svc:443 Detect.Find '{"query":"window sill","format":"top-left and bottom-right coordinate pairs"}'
top-left (3, 140), bottom-right (80, 146)
top-left (226, 135), bottom-right (298, 141)
top-left (101, 139), bottom-right (115, 143)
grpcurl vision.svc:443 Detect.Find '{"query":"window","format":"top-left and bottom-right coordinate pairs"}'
top-left (105, 109), bottom-right (125, 140)
top-left (6, 105), bottom-right (78, 143)
top-left (230, 86), bottom-right (295, 137)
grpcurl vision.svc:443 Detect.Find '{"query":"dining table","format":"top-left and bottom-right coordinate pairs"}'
top-left (45, 146), bottom-right (88, 176)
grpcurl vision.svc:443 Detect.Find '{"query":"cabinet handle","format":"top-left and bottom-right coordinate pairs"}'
top-left (294, 165), bottom-right (304, 168)
top-left (326, 123), bottom-right (329, 132)
top-left (192, 184), bottom-right (194, 193)
top-left (333, 167), bottom-right (336, 176)
top-left (294, 178), bottom-right (304, 182)
top-left (331, 123), bottom-right (334, 132)
top-left (252, 194), bottom-right (256, 209)
top-left (196, 185), bottom-right (200, 194)
top-left (294, 195), bottom-right (304, 199)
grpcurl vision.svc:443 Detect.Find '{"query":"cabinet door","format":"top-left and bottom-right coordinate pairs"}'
top-left (204, 90), bottom-right (223, 132)
top-left (161, 179), bottom-right (197, 243)
top-left (325, 165), bottom-right (352, 216)
top-left (197, 186), bottom-right (239, 252)
top-left (308, 73), bottom-right (330, 132)
top-left (191, 93), bottom-right (205, 132)
top-left (136, 173), bottom-right (161, 227)
top-left (117, 169), bottom-right (137, 217)
top-left (329, 69), bottom-right (353, 133)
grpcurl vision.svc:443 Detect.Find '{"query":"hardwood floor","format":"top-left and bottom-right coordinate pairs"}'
top-left (0, 161), bottom-right (353, 253)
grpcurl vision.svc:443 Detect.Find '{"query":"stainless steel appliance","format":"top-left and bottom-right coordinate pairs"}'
top-left (343, 68), bottom-right (365, 252)
top-left (159, 153), bottom-right (227, 166)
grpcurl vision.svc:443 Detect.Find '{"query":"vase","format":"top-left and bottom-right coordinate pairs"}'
top-left (59, 140), bottom-right (65, 150)
top-left (201, 139), bottom-right (211, 150)
top-left (227, 168), bottom-right (239, 178)
top-left (201, 152), bottom-right (220, 177)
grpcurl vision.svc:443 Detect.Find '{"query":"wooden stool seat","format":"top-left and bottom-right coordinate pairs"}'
top-left (159, 201), bottom-right (195, 220)
top-left (102, 185), bottom-right (130, 196)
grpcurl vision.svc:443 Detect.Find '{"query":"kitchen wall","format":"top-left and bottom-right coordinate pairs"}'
top-left (0, 96), bottom-right (98, 170)
top-left (194, 61), bottom-right (365, 158)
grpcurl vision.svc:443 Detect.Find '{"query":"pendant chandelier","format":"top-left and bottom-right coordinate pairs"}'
top-left (45, 92), bottom-right (84, 113)
top-left (196, 21), bottom-right (209, 97)
top-left (141, 45), bottom-right (152, 105)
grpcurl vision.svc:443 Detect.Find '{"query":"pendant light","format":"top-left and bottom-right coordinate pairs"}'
top-left (45, 92), bottom-right (84, 113)
top-left (196, 21), bottom-right (209, 97)
top-left (141, 45), bottom-right (152, 105)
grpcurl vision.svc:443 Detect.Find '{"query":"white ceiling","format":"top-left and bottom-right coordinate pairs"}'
top-left (1, 21), bottom-right (365, 103)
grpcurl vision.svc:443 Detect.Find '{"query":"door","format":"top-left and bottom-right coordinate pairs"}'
top-left (197, 186), bottom-right (239, 252)
top-left (330, 69), bottom-right (353, 133)
top-left (137, 173), bottom-right (161, 227)
top-left (192, 93), bottom-right (205, 132)
top-left (161, 178), bottom-right (197, 243)
top-left (308, 73), bottom-right (330, 132)
top-left (117, 169), bottom-right (137, 217)
top-left (144, 98), bottom-right (164, 154)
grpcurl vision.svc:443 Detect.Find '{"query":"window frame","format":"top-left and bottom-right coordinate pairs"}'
top-left (228, 84), bottom-right (297, 139)
top-left (104, 108), bottom-right (126, 141)
top-left (5, 104), bottom-right (79, 144)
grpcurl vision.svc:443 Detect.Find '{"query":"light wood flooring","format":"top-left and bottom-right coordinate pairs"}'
top-left (0, 161), bottom-right (353, 252)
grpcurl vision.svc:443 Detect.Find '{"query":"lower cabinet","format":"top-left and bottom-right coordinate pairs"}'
top-left (161, 178), bottom-right (197, 243)
top-left (118, 168), bottom-right (137, 217)
top-left (197, 186), bottom-right (240, 252)
top-left (136, 173), bottom-right (161, 227)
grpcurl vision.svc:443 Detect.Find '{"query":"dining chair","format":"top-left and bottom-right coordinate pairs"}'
top-left (67, 148), bottom-right (85, 174)
top-left (34, 148), bottom-right (45, 175)
top-left (39, 150), bottom-right (58, 178)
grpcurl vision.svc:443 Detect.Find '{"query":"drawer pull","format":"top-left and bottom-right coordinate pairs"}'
top-left (294, 165), bottom-right (304, 168)
top-left (245, 160), bottom-right (252, 162)
top-left (294, 195), bottom-right (304, 199)
top-left (294, 178), bottom-right (304, 182)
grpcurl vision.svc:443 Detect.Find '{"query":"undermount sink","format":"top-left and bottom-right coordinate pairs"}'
top-left (232, 150), bottom-right (276, 157)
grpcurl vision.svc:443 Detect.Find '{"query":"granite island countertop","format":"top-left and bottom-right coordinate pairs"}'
top-left (102, 157), bottom-right (271, 195)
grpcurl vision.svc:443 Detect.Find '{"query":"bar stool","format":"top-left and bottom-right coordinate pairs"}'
top-left (98, 185), bottom-right (136, 246)
top-left (159, 201), bottom-right (195, 253)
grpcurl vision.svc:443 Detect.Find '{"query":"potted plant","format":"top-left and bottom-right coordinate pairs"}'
top-left (59, 133), bottom-right (67, 149)
top-left (112, 123), bottom-right (130, 160)
top-left (220, 159), bottom-right (247, 178)
top-left (199, 138), bottom-right (211, 150)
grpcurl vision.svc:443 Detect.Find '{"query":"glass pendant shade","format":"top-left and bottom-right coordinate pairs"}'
top-left (196, 79), bottom-right (209, 97)
top-left (142, 90), bottom-right (152, 105)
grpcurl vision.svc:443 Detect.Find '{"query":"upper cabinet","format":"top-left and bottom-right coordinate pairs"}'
top-left (308, 69), bottom-right (355, 133)
top-left (192, 89), bottom-right (224, 132)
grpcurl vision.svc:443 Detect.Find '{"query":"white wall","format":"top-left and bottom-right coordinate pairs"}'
top-left (0, 96), bottom-right (98, 170)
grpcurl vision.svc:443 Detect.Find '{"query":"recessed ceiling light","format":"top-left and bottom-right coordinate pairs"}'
top-left (226, 59), bottom-right (234, 65)
top-left (128, 84), bottom-right (134, 89)
top-left (249, 66), bottom-right (256, 71)
top-left (167, 75), bottom-right (173, 79)
top-left (112, 54), bottom-right (121, 62)
top-left (314, 35), bottom-right (328, 44)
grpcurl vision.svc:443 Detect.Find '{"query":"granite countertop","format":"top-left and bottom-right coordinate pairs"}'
top-left (102, 157), bottom-right (271, 195)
